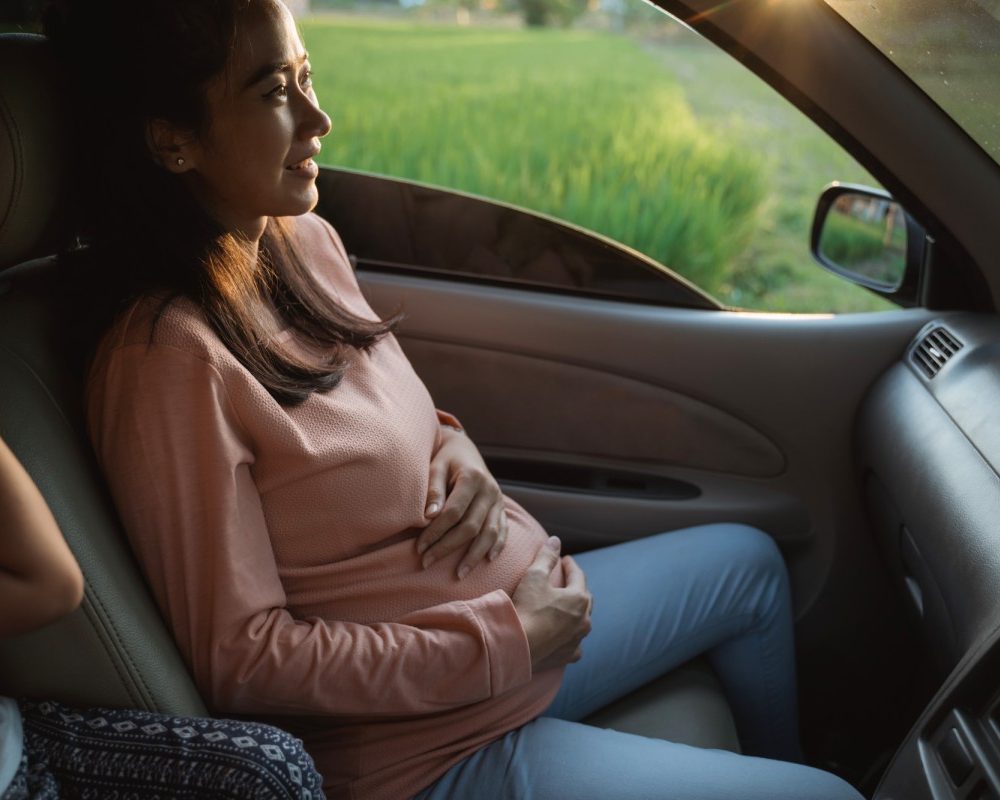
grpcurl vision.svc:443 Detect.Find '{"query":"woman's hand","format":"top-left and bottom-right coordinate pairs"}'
top-left (417, 427), bottom-right (508, 579)
top-left (513, 536), bottom-right (593, 674)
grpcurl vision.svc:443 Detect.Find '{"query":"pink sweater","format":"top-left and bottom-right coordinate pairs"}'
top-left (86, 213), bottom-right (564, 799)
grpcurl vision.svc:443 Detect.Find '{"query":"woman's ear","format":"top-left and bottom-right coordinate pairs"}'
top-left (146, 119), bottom-right (196, 174)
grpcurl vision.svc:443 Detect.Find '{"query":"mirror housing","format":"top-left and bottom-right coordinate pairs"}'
top-left (811, 183), bottom-right (926, 307)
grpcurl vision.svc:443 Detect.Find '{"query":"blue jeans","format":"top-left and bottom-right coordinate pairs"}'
top-left (417, 524), bottom-right (863, 800)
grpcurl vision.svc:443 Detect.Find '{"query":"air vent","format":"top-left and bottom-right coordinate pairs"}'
top-left (911, 326), bottom-right (963, 379)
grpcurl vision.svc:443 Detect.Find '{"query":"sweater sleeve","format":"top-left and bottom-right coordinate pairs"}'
top-left (87, 342), bottom-right (532, 717)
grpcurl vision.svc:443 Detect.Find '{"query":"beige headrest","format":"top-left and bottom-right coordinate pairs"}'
top-left (0, 34), bottom-right (71, 272)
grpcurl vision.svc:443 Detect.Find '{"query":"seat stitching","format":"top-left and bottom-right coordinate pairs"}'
top-left (85, 580), bottom-right (159, 710)
top-left (80, 587), bottom-right (147, 709)
top-left (0, 343), bottom-right (162, 711)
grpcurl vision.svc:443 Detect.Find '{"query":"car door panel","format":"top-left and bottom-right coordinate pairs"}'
top-left (399, 337), bottom-right (786, 476)
top-left (490, 463), bottom-right (811, 552)
top-left (317, 164), bottom-right (934, 763)
top-left (355, 268), bottom-right (934, 616)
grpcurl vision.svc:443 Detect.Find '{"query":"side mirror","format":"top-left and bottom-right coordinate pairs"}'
top-left (811, 183), bottom-right (926, 307)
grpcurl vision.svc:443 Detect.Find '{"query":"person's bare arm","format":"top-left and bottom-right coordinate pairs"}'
top-left (0, 437), bottom-right (84, 636)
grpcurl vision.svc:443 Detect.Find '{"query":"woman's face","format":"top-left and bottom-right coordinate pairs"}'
top-left (179, 2), bottom-right (331, 239)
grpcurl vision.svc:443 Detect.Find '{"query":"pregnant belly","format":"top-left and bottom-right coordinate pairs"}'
top-left (281, 497), bottom-right (555, 624)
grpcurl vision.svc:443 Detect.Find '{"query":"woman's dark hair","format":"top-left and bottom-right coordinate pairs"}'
top-left (43, 0), bottom-right (397, 406)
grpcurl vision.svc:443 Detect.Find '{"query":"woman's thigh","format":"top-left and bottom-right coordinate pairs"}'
top-left (417, 717), bottom-right (862, 800)
top-left (544, 523), bottom-right (794, 724)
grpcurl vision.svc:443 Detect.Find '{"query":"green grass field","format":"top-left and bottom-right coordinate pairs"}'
top-left (301, 15), bottom-right (894, 312)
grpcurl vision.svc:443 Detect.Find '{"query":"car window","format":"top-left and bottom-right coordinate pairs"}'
top-left (824, 0), bottom-right (1000, 171)
top-left (2, 0), bottom-right (899, 313)
top-left (303, 2), bottom-right (897, 313)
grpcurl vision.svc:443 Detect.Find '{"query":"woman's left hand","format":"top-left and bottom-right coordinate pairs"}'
top-left (417, 428), bottom-right (507, 579)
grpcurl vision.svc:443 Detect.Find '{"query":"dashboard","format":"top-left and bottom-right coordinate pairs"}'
top-left (862, 315), bottom-right (1000, 799)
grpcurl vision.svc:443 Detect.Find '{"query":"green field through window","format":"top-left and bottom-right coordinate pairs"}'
top-left (302, 14), bottom-right (892, 312)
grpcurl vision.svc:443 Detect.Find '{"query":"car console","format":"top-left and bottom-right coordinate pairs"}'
top-left (860, 313), bottom-right (1000, 799)
top-left (876, 619), bottom-right (1000, 799)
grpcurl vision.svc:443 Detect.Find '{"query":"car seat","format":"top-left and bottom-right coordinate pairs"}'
top-left (0, 31), bottom-right (739, 753)
top-left (0, 32), bottom-right (207, 715)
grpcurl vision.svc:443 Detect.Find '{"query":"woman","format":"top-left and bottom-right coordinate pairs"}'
top-left (0, 435), bottom-right (324, 799)
top-left (46, 0), bottom-right (863, 797)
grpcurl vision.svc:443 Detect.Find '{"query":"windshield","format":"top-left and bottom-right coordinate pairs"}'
top-left (824, 0), bottom-right (1000, 167)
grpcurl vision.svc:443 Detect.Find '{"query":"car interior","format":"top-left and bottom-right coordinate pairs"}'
top-left (5, 0), bottom-right (1000, 797)
top-left (0, 30), bottom-right (745, 756)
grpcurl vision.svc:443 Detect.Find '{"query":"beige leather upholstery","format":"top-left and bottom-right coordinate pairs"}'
top-left (586, 660), bottom-right (741, 752)
top-left (0, 33), bottom-right (206, 715)
top-left (0, 256), bottom-right (207, 714)
top-left (0, 32), bottom-right (739, 751)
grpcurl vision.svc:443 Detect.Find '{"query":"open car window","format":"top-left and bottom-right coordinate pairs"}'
top-left (306, 3), bottom-right (897, 313)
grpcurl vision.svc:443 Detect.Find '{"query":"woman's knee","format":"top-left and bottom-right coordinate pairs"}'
top-left (713, 524), bottom-right (786, 580)
top-left (700, 524), bottom-right (791, 622)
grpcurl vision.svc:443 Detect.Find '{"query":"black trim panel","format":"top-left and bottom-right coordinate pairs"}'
top-left (487, 455), bottom-right (701, 500)
top-left (314, 167), bottom-right (721, 310)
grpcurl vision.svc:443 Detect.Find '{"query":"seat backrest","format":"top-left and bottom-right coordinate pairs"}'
top-left (0, 32), bottom-right (206, 716)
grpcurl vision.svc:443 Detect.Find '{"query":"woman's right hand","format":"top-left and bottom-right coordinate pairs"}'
top-left (512, 536), bottom-right (593, 674)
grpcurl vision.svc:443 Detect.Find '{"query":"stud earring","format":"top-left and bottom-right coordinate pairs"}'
top-left (176, 157), bottom-right (185, 166)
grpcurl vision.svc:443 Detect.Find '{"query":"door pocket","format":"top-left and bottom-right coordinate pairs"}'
top-left (486, 455), bottom-right (700, 500)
